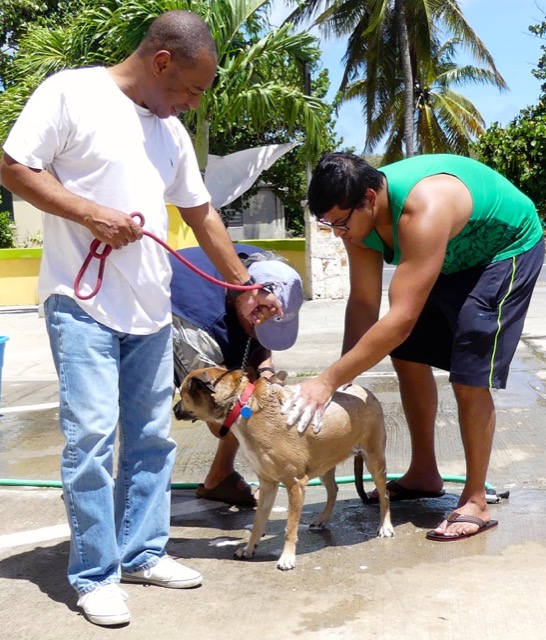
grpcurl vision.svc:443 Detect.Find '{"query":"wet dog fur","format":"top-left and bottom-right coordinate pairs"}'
top-left (176, 367), bottom-right (394, 570)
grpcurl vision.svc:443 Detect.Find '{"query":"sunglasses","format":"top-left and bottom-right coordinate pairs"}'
top-left (318, 207), bottom-right (356, 231)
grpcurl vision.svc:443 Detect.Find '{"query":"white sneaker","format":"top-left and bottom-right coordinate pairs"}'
top-left (77, 583), bottom-right (130, 626)
top-left (121, 556), bottom-right (203, 589)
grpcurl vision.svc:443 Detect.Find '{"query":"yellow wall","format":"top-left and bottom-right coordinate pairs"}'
top-left (167, 204), bottom-right (198, 249)
top-left (0, 207), bottom-right (306, 306)
top-left (0, 248), bottom-right (41, 305)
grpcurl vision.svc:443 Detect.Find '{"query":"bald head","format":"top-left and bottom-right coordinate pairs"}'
top-left (137, 10), bottom-right (217, 68)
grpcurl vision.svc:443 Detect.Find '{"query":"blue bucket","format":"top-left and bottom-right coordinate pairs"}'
top-left (0, 336), bottom-right (8, 408)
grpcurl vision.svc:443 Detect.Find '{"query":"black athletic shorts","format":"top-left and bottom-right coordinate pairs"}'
top-left (390, 239), bottom-right (545, 389)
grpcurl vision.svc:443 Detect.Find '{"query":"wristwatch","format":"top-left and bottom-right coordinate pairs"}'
top-left (226, 276), bottom-right (256, 301)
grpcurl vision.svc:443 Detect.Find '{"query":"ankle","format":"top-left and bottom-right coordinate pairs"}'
top-left (204, 470), bottom-right (235, 489)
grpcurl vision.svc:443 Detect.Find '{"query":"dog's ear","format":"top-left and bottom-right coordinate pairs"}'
top-left (187, 372), bottom-right (216, 395)
top-left (212, 370), bottom-right (246, 407)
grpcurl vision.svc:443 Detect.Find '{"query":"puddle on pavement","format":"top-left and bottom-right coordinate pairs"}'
top-left (0, 408), bottom-right (62, 480)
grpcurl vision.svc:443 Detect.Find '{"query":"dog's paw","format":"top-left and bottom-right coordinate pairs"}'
top-left (377, 525), bottom-right (395, 538)
top-left (276, 554), bottom-right (296, 571)
top-left (309, 519), bottom-right (328, 531)
top-left (234, 545), bottom-right (256, 560)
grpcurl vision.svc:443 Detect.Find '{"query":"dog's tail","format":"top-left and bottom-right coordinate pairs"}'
top-left (354, 455), bottom-right (371, 504)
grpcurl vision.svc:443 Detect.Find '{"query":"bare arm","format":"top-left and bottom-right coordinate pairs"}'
top-left (341, 239), bottom-right (384, 355)
top-left (0, 153), bottom-right (143, 248)
top-left (178, 203), bottom-right (282, 320)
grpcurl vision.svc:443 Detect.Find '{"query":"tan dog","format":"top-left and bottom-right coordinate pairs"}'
top-left (176, 367), bottom-right (394, 570)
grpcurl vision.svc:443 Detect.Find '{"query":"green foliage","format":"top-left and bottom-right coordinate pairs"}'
top-left (0, 0), bottom-right (338, 236)
top-left (288, 0), bottom-right (507, 161)
top-left (0, 0), bottom-right (93, 88)
top-left (473, 102), bottom-right (546, 221)
top-left (18, 229), bottom-right (43, 248)
top-left (365, 153), bottom-right (384, 168)
top-left (530, 18), bottom-right (546, 95)
top-left (0, 211), bottom-right (16, 248)
top-left (473, 17), bottom-right (546, 223)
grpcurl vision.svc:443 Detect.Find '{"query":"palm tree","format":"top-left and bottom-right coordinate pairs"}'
top-left (0, 0), bottom-right (331, 169)
top-left (356, 36), bottom-right (505, 162)
top-left (285, 0), bottom-right (507, 158)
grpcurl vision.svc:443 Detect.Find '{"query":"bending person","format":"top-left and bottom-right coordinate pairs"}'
top-left (171, 244), bottom-right (304, 507)
top-left (283, 152), bottom-right (543, 541)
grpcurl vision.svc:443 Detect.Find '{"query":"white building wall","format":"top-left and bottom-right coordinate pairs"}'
top-left (11, 195), bottom-right (43, 246)
top-left (305, 205), bottom-right (349, 300)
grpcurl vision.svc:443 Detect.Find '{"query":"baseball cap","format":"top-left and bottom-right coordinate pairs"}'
top-left (248, 260), bottom-right (304, 351)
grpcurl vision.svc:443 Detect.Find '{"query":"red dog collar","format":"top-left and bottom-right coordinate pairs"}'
top-left (219, 383), bottom-right (256, 437)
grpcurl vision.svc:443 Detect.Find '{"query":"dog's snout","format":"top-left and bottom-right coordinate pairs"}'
top-left (173, 399), bottom-right (196, 422)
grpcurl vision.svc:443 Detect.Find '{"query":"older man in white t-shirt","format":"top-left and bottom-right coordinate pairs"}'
top-left (0, 10), bottom-right (281, 628)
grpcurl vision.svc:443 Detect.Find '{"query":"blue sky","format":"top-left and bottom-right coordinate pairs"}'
top-left (269, 0), bottom-right (546, 153)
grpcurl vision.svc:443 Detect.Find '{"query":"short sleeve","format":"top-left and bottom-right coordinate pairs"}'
top-left (164, 119), bottom-right (210, 208)
top-left (3, 73), bottom-right (70, 170)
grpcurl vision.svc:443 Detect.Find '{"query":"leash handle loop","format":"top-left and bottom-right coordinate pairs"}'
top-left (74, 239), bottom-right (113, 300)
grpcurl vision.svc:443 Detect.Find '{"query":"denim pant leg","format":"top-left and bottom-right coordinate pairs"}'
top-left (116, 323), bottom-right (177, 572)
top-left (45, 294), bottom-right (123, 594)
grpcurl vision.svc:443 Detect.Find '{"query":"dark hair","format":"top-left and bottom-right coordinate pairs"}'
top-left (137, 10), bottom-right (217, 67)
top-left (307, 152), bottom-right (384, 217)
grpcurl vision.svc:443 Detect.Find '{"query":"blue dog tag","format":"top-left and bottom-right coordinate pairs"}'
top-left (240, 405), bottom-right (253, 419)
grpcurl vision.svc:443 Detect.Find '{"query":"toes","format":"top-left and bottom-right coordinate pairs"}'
top-left (276, 555), bottom-right (296, 571)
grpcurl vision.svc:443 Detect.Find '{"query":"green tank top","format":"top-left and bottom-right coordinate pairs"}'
top-left (363, 154), bottom-right (543, 274)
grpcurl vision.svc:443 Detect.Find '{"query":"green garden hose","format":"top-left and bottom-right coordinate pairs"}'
top-left (0, 473), bottom-right (495, 490)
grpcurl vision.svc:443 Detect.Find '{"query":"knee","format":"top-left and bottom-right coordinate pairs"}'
top-left (452, 383), bottom-right (491, 402)
top-left (392, 358), bottom-right (432, 381)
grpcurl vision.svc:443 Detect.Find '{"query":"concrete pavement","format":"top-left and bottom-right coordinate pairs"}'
top-left (1, 284), bottom-right (546, 639)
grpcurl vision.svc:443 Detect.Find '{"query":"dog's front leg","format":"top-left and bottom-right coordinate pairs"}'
top-left (277, 477), bottom-right (307, 571)
top-left (234, 479), bottom-right (278, 561)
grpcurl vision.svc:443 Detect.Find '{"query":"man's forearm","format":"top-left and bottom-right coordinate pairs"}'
top-left (1, 154), bottom-right (143, 247)
top-left (342, 298), bottom-right (380, 355)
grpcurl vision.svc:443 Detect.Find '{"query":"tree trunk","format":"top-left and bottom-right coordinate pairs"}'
top-left (394, 0), bottom-right (414, 157)
top-left (194, 118), bottom-right (210, 175)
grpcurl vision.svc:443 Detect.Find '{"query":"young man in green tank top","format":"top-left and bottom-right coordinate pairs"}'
top-left (283, 152), bottom-right (544, 541)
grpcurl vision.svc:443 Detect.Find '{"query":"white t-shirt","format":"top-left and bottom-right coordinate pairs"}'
top-left (4, 66), bottom-right (210, 334)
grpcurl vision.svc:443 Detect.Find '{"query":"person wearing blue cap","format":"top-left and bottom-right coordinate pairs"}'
top-left (170, 243), bottom-right (304, 506)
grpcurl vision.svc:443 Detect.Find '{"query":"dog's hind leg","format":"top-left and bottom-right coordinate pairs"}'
top-left (309, 467), bottom-right (338, 530)
top-left (362, 452), bottom-right (395, 538)
top-left (277, 476), bottom-right (308, 571)
top-left (234, 479), bottom-right (278, 561)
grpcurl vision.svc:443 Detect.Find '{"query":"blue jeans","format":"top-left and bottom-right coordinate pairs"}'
top-left (44, 294), bottom-right (176, 594)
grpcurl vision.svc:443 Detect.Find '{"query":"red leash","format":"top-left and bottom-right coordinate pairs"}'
top-left (74, 212), bottom-right (265, 300)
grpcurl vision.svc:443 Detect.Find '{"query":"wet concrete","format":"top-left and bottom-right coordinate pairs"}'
top-left (1, 288), bottom-right (546, 639)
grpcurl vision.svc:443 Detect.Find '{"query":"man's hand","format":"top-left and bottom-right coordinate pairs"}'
top-left (280, 376), bottom-right (335, 433)
top-left (84, 207), bottom-right (144, 249)
top-left (236, 288), bottom-right (283, 325)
